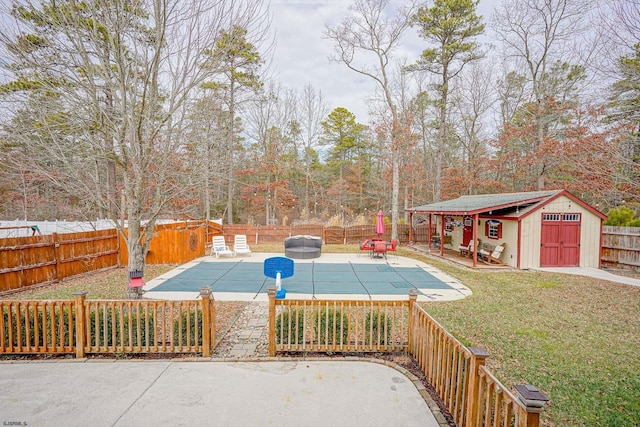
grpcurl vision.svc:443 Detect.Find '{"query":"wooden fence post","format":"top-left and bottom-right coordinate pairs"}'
top-left (407, 289), bottom-right (418, 352)
top-left (514, 384), bottom-right (549, 427)
top-left (267, 287), bottom-right (276, 357)
top-left (199, 287), bottom-right (212, 357)
top-left (73, 291), bottom-right (87, 358)
top-left (52, 232), bottom-right (61, 282)
top-left (465, 346), bottom-right (490, 426)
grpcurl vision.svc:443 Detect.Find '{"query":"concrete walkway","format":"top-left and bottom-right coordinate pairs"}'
top-left (0, 359), bottom-right (443, 427)
top-left (534, 266), bottom-right (640, 287)
top-left (0, 301), bottom-right (449, 427)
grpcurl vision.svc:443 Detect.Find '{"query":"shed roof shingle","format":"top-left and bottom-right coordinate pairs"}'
top-left (406, 190), bottom-right (563, 214)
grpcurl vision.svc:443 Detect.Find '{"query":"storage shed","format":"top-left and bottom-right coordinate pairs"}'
top-left (406, 190), bottom-right (607, 269)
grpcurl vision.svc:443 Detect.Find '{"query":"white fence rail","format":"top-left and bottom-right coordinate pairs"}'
top-left (0, 219), bottom-right (118, 238)
top-left (0, 219), bottom-right (196, 238)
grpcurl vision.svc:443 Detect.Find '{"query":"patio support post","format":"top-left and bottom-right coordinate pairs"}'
top-left (267, 287), bottom-right (277, 357)
top-left (439, 214), bottom-right (445, 256)
top-left (199, 287), bottom-right (213, 357)
top-left (465, 347), bottom-right (489, 426)
top-left (472, 213), bottom-right (479, 267)
top-left (73, 291), bottom-right (88, 358)
top-left (428, 214), bottom-right (433, 251)
top-left (408, 212), bottom-right (413, 244)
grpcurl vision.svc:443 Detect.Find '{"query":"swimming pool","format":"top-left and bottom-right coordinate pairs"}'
top-left (143, 253), bottom-right (471, 302)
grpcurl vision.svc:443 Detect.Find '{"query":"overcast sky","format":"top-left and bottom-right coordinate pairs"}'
top-left (268, 0), bottom-right (495, 126)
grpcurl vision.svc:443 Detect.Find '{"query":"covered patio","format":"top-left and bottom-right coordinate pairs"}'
top-left (405, 190), bottom-right (606, 270)
top-left (410, 244), bottom-right (512, 270)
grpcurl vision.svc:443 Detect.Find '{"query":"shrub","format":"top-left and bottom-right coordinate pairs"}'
top-left (604, 206), bottom-right (640, 226)
top-left (364, 310), bottom-right (392, 345)
top-left (2, 305), bottom-right (74, 348)
top-left (314, 307), bottom-right (349, 345)
top-left (173, 310), bottom-right (203, 347)
top-left (88, 307), bottom-right (155, 347)
top-left (275, 308), bottom-right (305, 344)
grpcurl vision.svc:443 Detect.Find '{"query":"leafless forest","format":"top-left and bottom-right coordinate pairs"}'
top-left (0, 0), bottom-right (638, 268)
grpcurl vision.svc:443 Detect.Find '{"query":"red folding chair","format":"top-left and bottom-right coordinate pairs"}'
top-left (359, 239), bottom-right (374, 257)
top-left (373, 240), bottom-right (387, 259)
top-left (387, 239), bottom-right (398, 258)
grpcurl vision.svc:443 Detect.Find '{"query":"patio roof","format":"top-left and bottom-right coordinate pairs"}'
top-left (406, 190), bottom-right (564, 216)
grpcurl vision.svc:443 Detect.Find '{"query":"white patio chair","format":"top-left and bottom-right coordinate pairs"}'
top-left (233, 234), bottom-right (252, 257)
top-left (480, 244), bottom-right (506, 265)
top-left (212, 235), bottom-right (234, 259)
top-left (458, 240), bottom-right (474, 257)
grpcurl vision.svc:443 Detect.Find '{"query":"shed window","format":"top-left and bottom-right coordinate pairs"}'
top-left (485, 220), bottom-right (502, 240)
top-left (563, 213), bottom-right (581, 221)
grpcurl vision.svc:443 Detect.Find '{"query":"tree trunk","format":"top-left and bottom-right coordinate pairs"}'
top-left (125, 217), bottom-right (145, 299)
top-left (226, 80), bottom-right (236, 225)
top-left (435, 73), bottom-right (449, 203)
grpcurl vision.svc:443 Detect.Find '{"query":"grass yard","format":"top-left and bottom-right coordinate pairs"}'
top-left (2, 243), bottom-right (638, 426)
top-left (407, 251), bottom-right (640, 427)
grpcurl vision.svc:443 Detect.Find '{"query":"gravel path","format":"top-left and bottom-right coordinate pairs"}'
top-left (212, 302), bottom-right (270, 358)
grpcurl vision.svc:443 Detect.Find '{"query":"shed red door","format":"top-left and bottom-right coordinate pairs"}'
top-left (462, 216), bottom-right (473, 246)
top-left (540, 213), bottom-right (581, 267)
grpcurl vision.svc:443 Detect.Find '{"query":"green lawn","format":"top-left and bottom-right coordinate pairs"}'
top-left (406, 251), bottom-right (640, 427)
top-left (3, 244), bottom-right (638, 426)
top-left (255, 244), bottom-right (640, 425)
top-left (2, 265), bottom-right (177, 300)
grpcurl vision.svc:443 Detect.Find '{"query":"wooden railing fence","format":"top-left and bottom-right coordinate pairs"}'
top-left (409, 302), bottom-right (548, 427)
top-left (267, 292), bottom-right (410, 355)
top-left (267, 289), bottom-right (548, 427)
top-left (1, 288), bottom-right (215, 357)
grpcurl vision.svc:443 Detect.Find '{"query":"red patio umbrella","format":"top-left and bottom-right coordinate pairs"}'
top-left (375, 210), bottom-right (385, 238)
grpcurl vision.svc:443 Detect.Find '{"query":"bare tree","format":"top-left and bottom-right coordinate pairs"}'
top-left (244, 80), bottom-right (296, 224)
top-left (409, 0), bottom-right (485, 202)
top-left (450, 60), bottom-right (496, 194)
top-left (492, 0), bottom-right (594, 189)
top-left (0, 0), bottom-right (269, 295)
top-left (298, 83), bottom-right (329, 219)
top-left (324, 0), bottom-right (419, 240)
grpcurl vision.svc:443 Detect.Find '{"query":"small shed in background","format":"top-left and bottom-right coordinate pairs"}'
top-left (406, 190), bottom-right (607, 269)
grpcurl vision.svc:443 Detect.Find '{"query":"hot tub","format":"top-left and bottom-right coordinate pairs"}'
top-left (284, 235), bottom-right (322, 259)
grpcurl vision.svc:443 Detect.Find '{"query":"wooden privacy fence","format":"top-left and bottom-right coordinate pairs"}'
top-left (0, 229), bottom-right (119, 293)
top-left (267, 289), bottom-right (548, 427)
top-left (1, 288), bottom-right (215, 357)
top-left (221, 223), bottom-right (431, 245)
top-left (601, 226), bottom-right (640, 270)
top-left (120, 220), bottom-right (222, 265)
top-left (0, 221), bottom-right (222, 293)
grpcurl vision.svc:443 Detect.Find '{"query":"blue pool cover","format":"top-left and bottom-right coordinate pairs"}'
top-left (150, 261), bottom-right (453, 297)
